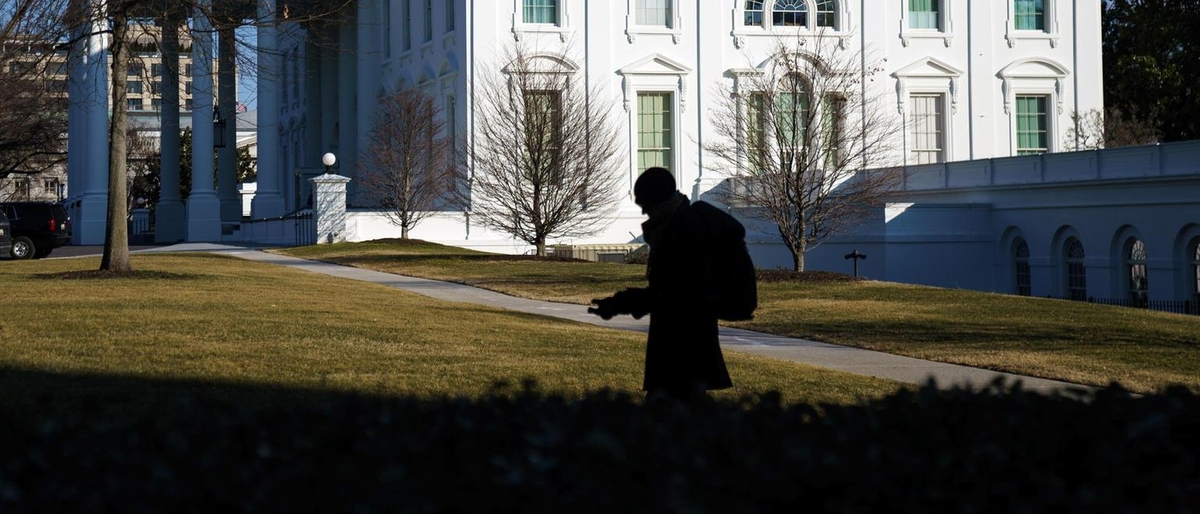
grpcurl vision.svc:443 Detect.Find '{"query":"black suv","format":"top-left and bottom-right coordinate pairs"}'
top-left (0, 210), bottom-right (11, 258)
top-left (0, 202), bottom-right (71, 259)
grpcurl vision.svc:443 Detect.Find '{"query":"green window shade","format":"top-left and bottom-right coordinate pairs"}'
top-left (1016, 95), bottom-right (1048, 155)
top-left (776, 90), bottom-right (810, 148)
top-left (909, 0), bottom-right (939, 29)
top-left (637, 93), bottom-right (673, 172)
top-left (636, 0), bottom-right (672, 27)
top-left (822, 94), bottom-right (845, 167)
top-left (1014, 0), bottom-right (1045, 30)
top-left (524, 0), bottom-right (558, 24)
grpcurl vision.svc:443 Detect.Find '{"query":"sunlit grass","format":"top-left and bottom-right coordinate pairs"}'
top-left (0, 253), bottom-right (901, 406)
top-left (277, 239), bottom-right (1200, 394)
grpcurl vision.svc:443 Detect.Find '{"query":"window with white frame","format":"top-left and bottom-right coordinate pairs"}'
top-left (1065, 237), bottom-right (1086, 301)
top-left (909, 94), bottom-right (944, 164)
top-left (821, 94), bottom-right (844, 168)
top-left (637, 92), bottom-right (673, 172)
top-left (13, 179), bottom-right (30, 198)
top-left (523, 0), bottom-right (558, 24)
top-left (742, 0), bottom-right (838, 30)
top-left (1126, 238), bottom-right (1148, 305)
top-left (814, 0), bottom-right (836, 27)
top-left (1014, 237), bottom-right (1031, 296)
top-left (447, 0), bottom-right (455, 31)
top-left (636, 0), bottom-right (672, 27)
top-left (524, 90), bottom-right (562, 181)
top-left (908, 0), bottom-right (940, 29)
top-left (1015, 95), bottom-right (1048, 155)
top-left (1013, 0), bottom-right (1045, 31)
top-left (127, 80), bottom-right (142, 94)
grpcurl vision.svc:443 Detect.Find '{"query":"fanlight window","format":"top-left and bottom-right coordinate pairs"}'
top-left (773, 0), bottom-right (808, 27)
top-left (743, 0), bottom-right (837, 29)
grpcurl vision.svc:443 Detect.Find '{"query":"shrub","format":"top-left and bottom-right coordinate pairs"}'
top-left (0, 377), bottom-right (1196, 512)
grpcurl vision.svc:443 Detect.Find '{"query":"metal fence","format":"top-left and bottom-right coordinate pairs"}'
top-left (1047, 296), bottom-right (1199, 316)
top-left (293, 210), bottom-right (314, 246)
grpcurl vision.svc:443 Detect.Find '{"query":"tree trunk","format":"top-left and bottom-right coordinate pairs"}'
top-left (101, 11), bottom-right (131, 272)
top-left (792, 248), bottom-right (805, 272)
top-left (536, 237), bottom-right (546, 257)
top-left (401, 225), bottom-right (409, 239)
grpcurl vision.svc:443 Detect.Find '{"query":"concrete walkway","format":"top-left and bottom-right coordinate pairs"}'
top-left (119, 243), bottom-right (1091, 394)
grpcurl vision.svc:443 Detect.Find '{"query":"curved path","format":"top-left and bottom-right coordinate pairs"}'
top-left (133, 243), bottom-right (1093, 394)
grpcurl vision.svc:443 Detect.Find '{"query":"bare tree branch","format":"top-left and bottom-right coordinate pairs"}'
top-left (359, 88), bottom-right (459, 239)
top-left (704, 35), bottom-right (902, 271)
top-left (467, 43), bottom-right (625, 256)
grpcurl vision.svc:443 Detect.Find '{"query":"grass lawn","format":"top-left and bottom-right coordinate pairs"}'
top-left (276, 239), bottom-right (1200, 394)
top-left (0, 253), bottom-right (901, 410)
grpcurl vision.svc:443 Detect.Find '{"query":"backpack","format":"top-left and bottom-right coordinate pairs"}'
top-left (691, 201), bottom-right (758, 321)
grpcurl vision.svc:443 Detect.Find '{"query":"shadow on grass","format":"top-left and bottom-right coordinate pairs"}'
top-left (32, 270), bottom-right (204, 281)
top-left (0, 366), bottom-right (1196, 512)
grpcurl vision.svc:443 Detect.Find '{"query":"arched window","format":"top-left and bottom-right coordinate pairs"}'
top-left (1064, 237), bottom-right (1086, 301)
top-left (1013, 237), bottom-right (1031, 296)
top-left (743, 0), bottom-right (837, 30)
top-left (773, 0), bottom-right (808, 27)
top-left (1126, 238), bottom-right (1148, 306)
top-left (815, 0), bottom-right (836, 27)
top-left (745, 0), bottom-right (765, 25)
top-left (1191, 238), bottom-right (1200, 305)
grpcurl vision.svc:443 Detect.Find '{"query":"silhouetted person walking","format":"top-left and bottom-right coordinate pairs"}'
top-left (589, 167), bottom-right (733, 400)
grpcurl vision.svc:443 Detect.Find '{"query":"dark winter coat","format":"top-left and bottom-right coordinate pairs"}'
top-left (629, 198), bottom-right (733, 393)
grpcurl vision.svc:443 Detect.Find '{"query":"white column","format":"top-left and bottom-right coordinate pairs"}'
top-left (156, 14), bottom-right (185, 243)
top-left (251, 0), bottom-right (285, 217)
top-left (66, 22), bottom-right (87, 244)
top-left (336, 15), bottom-right (357, 205)
top-left (354, 0), bottom-right (379, 206)
top-left (80, 1), bottom-right (109, 245)
top-left (185, 2), bottom-right (221, 242)
top-left (217, 26), bottom-right (240, 224)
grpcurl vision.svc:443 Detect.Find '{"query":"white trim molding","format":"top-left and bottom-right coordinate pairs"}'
top-left (999, 58), bottom-right (1070, 155)
top-left (616, 53), bottom-right (692, 113)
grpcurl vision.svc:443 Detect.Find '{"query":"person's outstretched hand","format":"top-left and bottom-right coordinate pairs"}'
top-left (588, 296), bottom-right (620, 320)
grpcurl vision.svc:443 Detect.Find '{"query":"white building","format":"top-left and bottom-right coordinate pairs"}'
top-left (68, 2), bottom-right (1200, 306)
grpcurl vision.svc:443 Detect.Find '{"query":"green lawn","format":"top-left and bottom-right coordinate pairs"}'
top-left (0, 253), bottom-right (901, 408)
top-left (276, 239), bottom-right (1200, 394)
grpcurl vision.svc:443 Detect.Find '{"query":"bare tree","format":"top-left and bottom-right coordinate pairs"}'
top-left (468, 45), bottom-right (624, 256)
top-left (359, 88), bottom-right (457, 239)
top-left (1066, 107), bottom-right (1161, 151)
top-left (705, 36), bottom-right (902, 271)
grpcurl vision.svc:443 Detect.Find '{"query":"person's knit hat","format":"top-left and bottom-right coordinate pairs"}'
top-left (634, 167), bottom-right (676, 206)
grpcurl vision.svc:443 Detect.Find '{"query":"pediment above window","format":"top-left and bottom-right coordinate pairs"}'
top-left (892, 57), bottom-right (964, 79)
top-left (617, 53), bottom-right (692, 76)
top-left (502, 53), bottom-right (581, 75)
top-left (997, 58), bottom-right (1069, 79)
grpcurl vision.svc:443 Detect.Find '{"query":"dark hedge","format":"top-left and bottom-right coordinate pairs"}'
top-left (0, 371), bottom-right (1197, 513)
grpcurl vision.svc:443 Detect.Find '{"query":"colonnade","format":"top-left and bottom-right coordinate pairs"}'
top-left (65, 0), bottom-right (283, 244)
